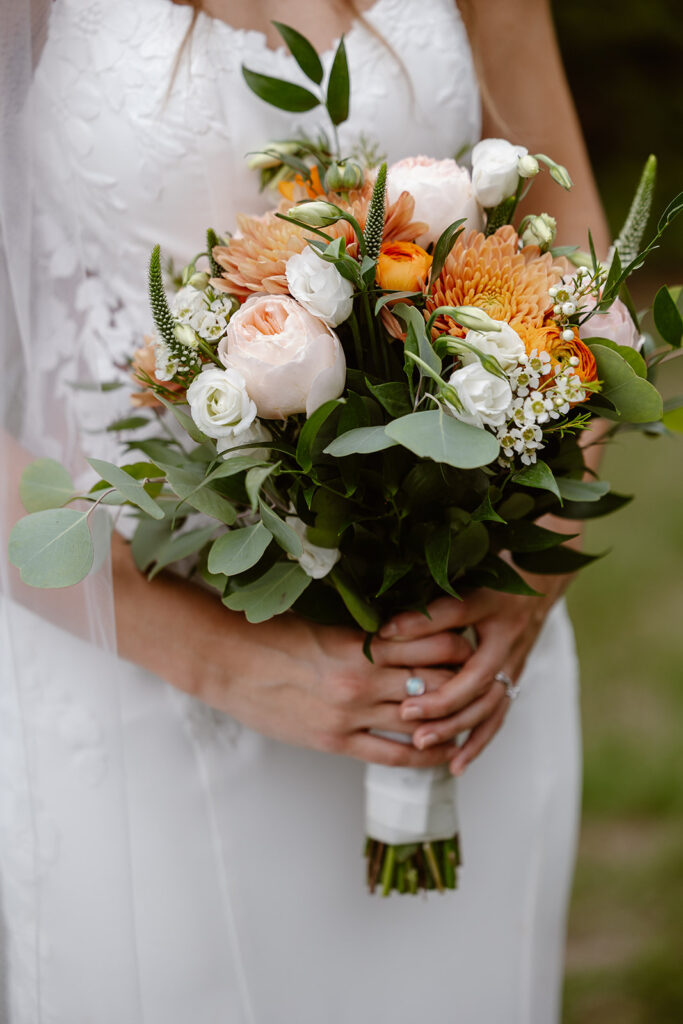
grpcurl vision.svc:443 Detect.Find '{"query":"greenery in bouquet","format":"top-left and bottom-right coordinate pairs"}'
top-left (9, 24), bottom-right (683, 896)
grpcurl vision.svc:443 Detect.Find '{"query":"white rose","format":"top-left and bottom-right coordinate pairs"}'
top-left (579, 296), bottom-right (643, 351)
top-left (386, 155), bottom-right (483, 247)
top-left (446, 361), bottom-right (513, 429)
top-left (459, 321), bottom-right (526, 373)
top-left (285, 516), bottom-right (341, 579)
top-left (471, 139), bottom-right (528, 208)
top-left (285, 246), bottom-right (354, 327)
top-left (186, 365), bottom-right (257, 439)
top-left (218, 294), bottom-right (346, 419)
top-left (217, 420), bottom-right (272, 460)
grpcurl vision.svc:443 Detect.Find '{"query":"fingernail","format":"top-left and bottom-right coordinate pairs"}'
top-left (416, 732), bottom-right (439, 750)
top-left (450, 758), bottom-right (466, 776)
top-left (401, 705), bottom-right (423, 721)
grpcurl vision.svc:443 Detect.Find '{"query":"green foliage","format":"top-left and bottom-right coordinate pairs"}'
top-left (324, 425), bottom-right (395, 457)
top-left (272, 22), bottom-right (324, 84)
top-left (326, 38), bottom-right (350, 126)
top-left (385, 410), bottom-right (500, 468)
top-left (19, 459), bottom-right (75, 513)
top-left (512, 461), bottom-right (563, 503)
top-left (9, 509), bottom-right (94, 588)
top-left (241, 68), bottom-right (320, 112)
top-left (208, 523), bottom-right (272, 576)
top-left (430, 219), bottom-right (466, 282)
top-left (223, 562), bottom-right (311, 622)
top-left (614, 154), bottom-right (657, 266)
top-left (87, 458), bottom-right (165, 519)
top-left (588, 343), bottom-right (664, 421)
top-left (653, 285), bottom-right (683, 347)
top-left (363, 162), bottom-right (387, 261)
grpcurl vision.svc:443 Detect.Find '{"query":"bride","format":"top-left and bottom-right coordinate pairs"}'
top-left (0, 0), bottom-right (610, 1021)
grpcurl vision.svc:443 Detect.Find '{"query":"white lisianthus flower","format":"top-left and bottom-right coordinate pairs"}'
top-left (471, 139), bottom-right (528, 208)
top-left (218, 294), bottom-right (346, 419)
top-left (186, 365), bottom-right (257, 439)
top-left (386, 155), bottom-right (483, 247)
top-left (446, 361), bottom-right (513, 429)
top-left (285, 247), bottom-right (354, 327)
top-left (285, 516), bottom-right (341, 579)
top-left (171, 285), bottom-right (207, 322)
top-left (217, 420), bottom-right (272, 460)
top-left (459, 321), bottom-right (526, 373)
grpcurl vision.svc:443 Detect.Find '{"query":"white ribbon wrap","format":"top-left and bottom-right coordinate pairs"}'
top-left (364, 763), bottom-right (458, 845)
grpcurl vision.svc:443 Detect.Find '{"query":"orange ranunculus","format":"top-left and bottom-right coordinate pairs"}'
top-left (278, 164), bottom-right (324, 201)
top-left (522, 322), bottom-right (598, 384)
top-left (376, 241), bottom-right (432, 293)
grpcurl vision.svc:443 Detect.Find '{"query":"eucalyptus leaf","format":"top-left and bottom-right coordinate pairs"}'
top-left (393, 303), bottom-right (441, 375)
top-left (272, 21), bottom-right (324, 84)
top-left (385, 410), bottom-right (499, 469)
top-left (9, 509), bottom-right (94, 588)
top-left (588, 343), bottom-right (663, 422)
top-left (580, 336), bottom-right (646, 378)
top-left (223, 562), bottom-right (311, 622)
top-left (157, 396), bottom-right (208, 444)
top-left (324, 426), bottom-right (396, 457)
top-left (258, 499), bottom-right (303, 557)
top-left (364, 380), bottom-right (413, 418)
top-left (241, 68), bottom-right (320, 112)
top-left (512, 460), bottom-right (562, 503)
top-left (147, 525), bottom-right (218, 580)
top-left (326, 37), bottom-right (350, 126)
top-left (208, 522), bottom-right (272, 576)
top-left (106, 416), bottom-right (150, 432)
top-left (245, 464), bottom-right (277, 511)
top-left (87, 458), bottom-right (165, 519)
top-left (19, 458), bottom-right (75, 513)
top-left (131, 518), bottom-right (173, 572)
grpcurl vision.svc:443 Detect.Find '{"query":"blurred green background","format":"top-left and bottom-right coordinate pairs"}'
top-left (552, 2), bottom-right (683, 1020)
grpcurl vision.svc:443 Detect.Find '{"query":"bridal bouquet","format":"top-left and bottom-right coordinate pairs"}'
top-left (10, 25), bottom-right (683, 895)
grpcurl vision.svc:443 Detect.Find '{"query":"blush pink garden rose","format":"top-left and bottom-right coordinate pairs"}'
top-left (579, 296), bottom-right (643, 351)
top-left (217, 294), bottom-right (346, 419)
top-left (386, 156), bottom-right (483, 247)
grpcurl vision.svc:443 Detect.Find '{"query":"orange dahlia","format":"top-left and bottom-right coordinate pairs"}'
top-left (211, 173), bottom-right (427, 300)
top-left (425, 225), bottom-right (568, 339)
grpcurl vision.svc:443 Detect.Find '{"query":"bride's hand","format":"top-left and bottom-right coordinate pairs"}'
top-left (112, 534), bottom-right (474, 768)
top-left (378, 578), bottom-right (567, 775)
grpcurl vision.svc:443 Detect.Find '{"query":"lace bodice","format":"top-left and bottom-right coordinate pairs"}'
top-left (30, 0), bottom-right (480, 453)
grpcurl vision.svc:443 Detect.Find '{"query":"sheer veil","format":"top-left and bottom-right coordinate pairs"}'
top-left (1, 4), bottom-right (141, 1018)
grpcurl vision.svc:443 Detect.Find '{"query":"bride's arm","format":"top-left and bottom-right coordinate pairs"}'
top-left (380, 0), bottom-right (614, 771)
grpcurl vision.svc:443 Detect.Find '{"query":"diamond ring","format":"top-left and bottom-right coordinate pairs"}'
top-left (495, 671), bottom-right (521, 701)
top-left (405, 675), bottom-right (426, 697)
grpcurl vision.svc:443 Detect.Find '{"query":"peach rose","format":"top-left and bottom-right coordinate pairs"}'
top-left (217, 295), bottom-right (346, 419)
top-left (579, 296), bottom-right (643, 350)
top-left (386, 156), bottom-right (483, 247)
top-left (376, 241), bottom-right (432, 293)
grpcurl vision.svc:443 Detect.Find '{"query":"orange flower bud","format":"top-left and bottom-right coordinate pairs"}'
top-left (376, 241), bottom-right (433, 293)
top-left (278, 165), bottom-right (324, 202)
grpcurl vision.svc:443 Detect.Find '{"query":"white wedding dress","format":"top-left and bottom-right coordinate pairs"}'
top-left (0, 0), bottom-right (581, 1021)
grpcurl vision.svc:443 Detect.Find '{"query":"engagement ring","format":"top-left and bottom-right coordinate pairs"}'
top-left (495, 671), bottom-right (521, 701)
top-left (405, 675), bottom-right (426, 697)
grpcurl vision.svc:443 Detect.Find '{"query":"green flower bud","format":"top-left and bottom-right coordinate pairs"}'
top-left (290, 200), bottom-right (343, 227)
top-left (246, 141), bottom-right (300, 171)
top-left (188, 271), bottom-right (210, 290)
top-left (447, 305), bottom-right (502, 333)
top-left (520, 213), bottom-right (557, 251)
top-left (174, 323), bottom-right (199, 349)
top-left (324, 160), bottom-right (364, 192)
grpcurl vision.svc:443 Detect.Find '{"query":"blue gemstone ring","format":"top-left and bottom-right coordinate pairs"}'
top-left (405, 675), bottom-right (426, 697)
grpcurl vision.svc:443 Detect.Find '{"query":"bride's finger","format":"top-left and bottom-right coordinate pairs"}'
top-left (344, 731), bottom-right (458, 769)
top-left (378, 591), bottom-right (496, 641)
top-left (370, 630), bottom-right (474, 669)
top-left (410, 682), bottom-right (507, 749)
top-left (449, 699), bottom-right (509, 775)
